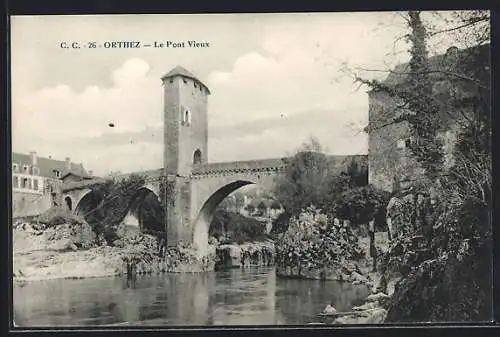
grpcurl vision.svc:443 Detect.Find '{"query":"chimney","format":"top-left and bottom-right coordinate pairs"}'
top-left (65, 157), bottom-right (71, 171)
top-left (29, 151), bottom-right (37, 166)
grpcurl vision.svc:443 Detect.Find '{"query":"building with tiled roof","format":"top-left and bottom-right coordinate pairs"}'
top-left (12, 151), bottom-right (92, 219)
top-left (12, 152), bottom-right (89, 180)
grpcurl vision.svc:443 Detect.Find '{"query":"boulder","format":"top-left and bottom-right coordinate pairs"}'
top-left (353, 301), bottom-right (380, 311)
top-left (48, 238), bottom-right (78, 252)
top-left (366, 292), bottom-right (391, 303)
top-left (334, 308), bottom-right (387, 325)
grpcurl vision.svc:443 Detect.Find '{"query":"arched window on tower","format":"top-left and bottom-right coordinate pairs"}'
top-left (182, 108), bottom-right (192, 126)
top-left (193, 149), bottom-right (202, 165)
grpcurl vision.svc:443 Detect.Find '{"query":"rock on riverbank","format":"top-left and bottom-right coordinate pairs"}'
top-left (13, 228), bottom-right (124, 282)
top-left (13, 222), bottom-right (165, 282)
top-left (215, 240), bottom-right (275, 269)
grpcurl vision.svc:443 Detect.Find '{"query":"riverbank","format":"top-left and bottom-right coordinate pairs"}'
top-left (13, 224), bottom-right (269, 282)
top-left (13, 229), bottom-right (124, 282)
top-left (275, 232), bottom-right (390, 288)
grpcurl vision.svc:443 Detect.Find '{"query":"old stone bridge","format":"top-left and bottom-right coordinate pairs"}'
top-left (62, 158), bottom-right (287, 254)
top-left (61, 65), bottom-right (363, 255)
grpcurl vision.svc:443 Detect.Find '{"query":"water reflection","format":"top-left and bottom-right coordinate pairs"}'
top-left (13, 267), bottom-right (371, 326)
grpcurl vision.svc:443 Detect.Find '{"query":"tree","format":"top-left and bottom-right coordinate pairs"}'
top-left (84, 174), bottom-right (149, 244)
top-left (336, 184), bottom-right (390, 227)
top-left (273, 137), bottom-right (332, 220)
top-left (355, 10), bottom-right (492, 322)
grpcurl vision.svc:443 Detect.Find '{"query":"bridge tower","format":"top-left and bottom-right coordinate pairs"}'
top-left (161, 66), bottom-right (210, 246)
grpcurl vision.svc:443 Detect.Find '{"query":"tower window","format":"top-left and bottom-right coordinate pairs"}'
top-left (183, 109), bottom-right (192, 126)
top-left (54, 169), bottom-right (61, 178)
top-left (13, 176), bottom-right (19, 188)
top-left (33, 179), bottom-right (39, 191)
top-left (193, 149), bottom-right (202, 165)
top-left (12, 163), bottom-right (18, 172)
top-left (32, 166), bottom-right (40, 175)
top-left (23, 165), bottom-right (29, 173)
top-left (21, 177), bottom-right (28, 189)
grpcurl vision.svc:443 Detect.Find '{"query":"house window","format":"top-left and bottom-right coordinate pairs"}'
top-left (169, 78), bottom-right (174, 83)
top-left (33, 179), bottom-right (39, 191)
top-left (54, 170), bottom-right (61, 178)
top-left (12, 163), bottom-right (18, 172)
top-left (23, 165), bottom-right (29, 173)
top-left (21, 178), bottom-right (28, 189)
top-left (405, 138), bottom-right (412, 148)
top-left (13, 176), bottom-right (19, 188)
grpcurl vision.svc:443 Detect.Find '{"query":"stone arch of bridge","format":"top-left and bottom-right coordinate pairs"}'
top-left (121, 186), bottom-right (165, 234)
top-left (193, 180), bottom-right (255, 254)
top-left (192, 178), bottom-right (283, 255)
top-left (74, 189), bottom-right (103, 219)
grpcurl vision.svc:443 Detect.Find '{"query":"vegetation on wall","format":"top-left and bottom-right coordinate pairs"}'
top-left (354, 10), bottom-right (491, 322)
top-left (82, 174), bottom-right (165, 244)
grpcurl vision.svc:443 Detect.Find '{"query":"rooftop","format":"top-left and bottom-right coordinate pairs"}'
top-left (12, 152), bottom-right (89, 179)
top-left (161, 65), bottom-right (211, 94)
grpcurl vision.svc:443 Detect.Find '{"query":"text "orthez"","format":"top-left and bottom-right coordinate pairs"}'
top-left (59, 41), bottom-right (211, 49)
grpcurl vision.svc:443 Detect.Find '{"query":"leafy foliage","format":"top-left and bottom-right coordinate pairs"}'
top-left (209, 210), bottom-right (267, 244)
top-left (36, 206), bottom-right (87, 227)
top-left (336, 184), bottom-right (391, 228)
top-left (367, 11), bottom-right (492, 322)
top-left (275, 206), bottom-right (365, 272)
top-left (82, 174), bottom-right (164, 244)
top-left (272, 138), bottom-right (373, 234)
top-left (44, 223), bottom-right (96, 250)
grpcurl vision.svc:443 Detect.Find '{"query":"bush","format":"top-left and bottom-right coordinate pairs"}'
top-left (382, 189), bottom-right (492, 322)
top-left (36, 206), bottom-right (86, 227)
top-left (275, 206), bottom-right (364, 271)
top-left (335, 184), bottom-right (390, 228)
top-left (44, 222), bottom-right (96, 249)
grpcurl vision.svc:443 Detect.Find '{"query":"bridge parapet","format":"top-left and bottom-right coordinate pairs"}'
top-left (192, 158), bottom-right (288, 178)
top-left (62, 178), bottom-right (108, 192)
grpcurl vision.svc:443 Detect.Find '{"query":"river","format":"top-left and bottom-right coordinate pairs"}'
top-left (13, 267), bottom-right (371, 326)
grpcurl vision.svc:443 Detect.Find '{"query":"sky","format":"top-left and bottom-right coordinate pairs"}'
top-left (10, 12), bottom-right (473, 176)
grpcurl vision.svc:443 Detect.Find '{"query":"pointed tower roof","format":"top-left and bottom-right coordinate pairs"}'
top-left (161, 65), bottom-right (211, 94)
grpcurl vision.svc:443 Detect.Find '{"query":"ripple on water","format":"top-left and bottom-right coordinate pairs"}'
top-left (14, 267), bottom-right (370, 327)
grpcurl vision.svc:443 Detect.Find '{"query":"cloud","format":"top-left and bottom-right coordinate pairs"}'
top-left (13, 58), bottom-right (162, 142)
top-left (12, 13), bottom-right (418, 176)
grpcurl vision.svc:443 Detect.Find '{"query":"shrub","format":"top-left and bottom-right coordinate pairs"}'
top-left (36, 206), bottom-right (86, 227)
top-left (275, 206), bottom-right (364, 271)
top-left (44, 223), bottom-right (96, 249)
